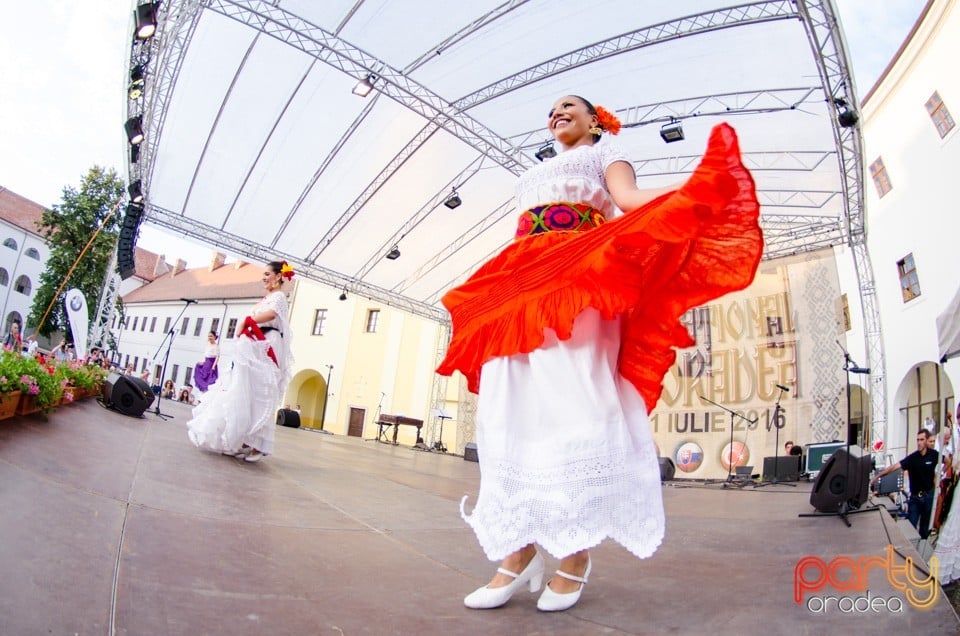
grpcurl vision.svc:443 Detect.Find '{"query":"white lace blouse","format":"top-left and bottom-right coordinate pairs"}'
top-left (254, 291), bottom-right (287, 332)
top-left (515, 139), bottom-right (632, 218)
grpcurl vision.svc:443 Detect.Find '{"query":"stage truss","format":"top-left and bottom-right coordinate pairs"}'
top-left (115, 0), bottom-right (888, 444)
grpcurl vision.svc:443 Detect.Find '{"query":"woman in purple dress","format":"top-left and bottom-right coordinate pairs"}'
top-left (193, 331), bottom-right (220, 392)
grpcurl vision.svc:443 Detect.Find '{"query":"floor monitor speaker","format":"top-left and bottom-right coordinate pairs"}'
top-left (276, 408), bottom-right (301, 428)
top-left (809, 445), bottom-right (872, 513)
top-left (463, 442), bottom-right (479, 462)
top-left (658, 457), bottom-right (676, 481)
top-left (103, 372), bottom-right (154, 417)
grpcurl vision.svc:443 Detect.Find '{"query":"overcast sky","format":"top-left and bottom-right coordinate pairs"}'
top-left (0, 0), bottom-right (929, 267)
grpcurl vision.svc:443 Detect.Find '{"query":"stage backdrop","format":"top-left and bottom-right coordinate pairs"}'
top-left (651, 249), bottom-right (846, 479)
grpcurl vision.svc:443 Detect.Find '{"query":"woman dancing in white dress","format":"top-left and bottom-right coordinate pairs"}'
top-left (186, 261), bottom-right (295, 462)
top-left (438, 95), bottom-right (762, 612)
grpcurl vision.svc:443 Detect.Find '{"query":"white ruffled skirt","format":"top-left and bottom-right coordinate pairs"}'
top-left (461, 308), bottom-right (665, 561)
top-left (935, 494), bottom-right (960, 584)
top-left (186, 332), bottom-right (282, 455)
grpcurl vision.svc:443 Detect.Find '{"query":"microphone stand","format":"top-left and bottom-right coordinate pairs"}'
top-left (835, 340), bottom-right (871, 520)
top-left (699, 394), bottom-right (758, 488)
top-left (753, 385), bottom-right (796, 488)
top-left (150, 299), bottom-right (193, 421)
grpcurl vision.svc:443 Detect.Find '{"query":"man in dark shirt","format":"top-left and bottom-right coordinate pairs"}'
top-left (872, 428), bottom-right (939, 539)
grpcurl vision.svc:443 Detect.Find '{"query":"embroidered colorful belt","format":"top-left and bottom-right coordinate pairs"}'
top-left (515, 202), bottom-right (606, 239)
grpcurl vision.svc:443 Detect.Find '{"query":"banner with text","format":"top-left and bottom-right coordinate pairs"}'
top-left (651, 250), bottom-right (846, 479)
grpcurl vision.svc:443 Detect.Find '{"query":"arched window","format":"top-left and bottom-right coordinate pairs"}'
top-left (14, 275), bottom-right (31, 296)
top-left (0, 268), bottom-right (8, 286)
top-left (24, 247), bottom-right (40, 260)
top-left (4, 312), bottom-right (22, 335)
top-left (3, 238), bottom-right (17, 250)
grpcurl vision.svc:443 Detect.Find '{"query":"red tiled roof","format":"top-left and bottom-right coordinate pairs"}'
top-left (0, 186), bottom-right (47, 236)
top-left (133, 246), bottom-right (168, 282)
top-left (122, 261), bottom-right (266, 303)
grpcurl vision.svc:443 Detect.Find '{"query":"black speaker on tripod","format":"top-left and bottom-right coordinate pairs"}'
top-left (809, 445), bottom-right (872, 513)
top-left (102, 372), bottom-right (154, 417)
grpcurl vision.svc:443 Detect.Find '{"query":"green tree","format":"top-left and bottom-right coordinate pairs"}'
top-left (28, 166), bottom-right (125, 337)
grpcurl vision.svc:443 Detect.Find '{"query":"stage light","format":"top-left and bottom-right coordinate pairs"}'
top-left (385, 246), bottom-right (401, 260)
top-left (352, 74), bottom-right (376, 97)
top-left (534, 142), bottom-right (556, 162)
top-left (125, 116), bottom-right (144, 145)
top-left (339, 289), bottom-right (348, 301)
top-left (134, 3), bottom-right (159, 40)
top-left (128, 180), bottom-right (144, 204)
top-left (660, 120), bottom-right (684, 143)
top-left (444, 188), bottom-right (462, 209)
top-left (128, 65), bottom-right (146, 100)
top-left (130, 144), bottom-right (140, 164)
top-left (837, 106), bottom-right (859, 128)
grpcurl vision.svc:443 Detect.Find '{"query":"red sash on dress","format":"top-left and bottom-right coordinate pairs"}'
top-left (240, 316), bottom-right (278, 366)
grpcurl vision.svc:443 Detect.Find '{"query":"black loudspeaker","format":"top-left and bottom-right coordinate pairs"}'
top-left (658, 457), bottom-right (676, 481)
top-left (762, 455), bottom-right (801, 482)
top-left (809, 445), bottom-right (872, 513)
top-left (102, 372), bottom-right (154, 417)
top-left (276, 408), bottom-right (301, 428)
top-left (463, 442), bottom-right (479, 462)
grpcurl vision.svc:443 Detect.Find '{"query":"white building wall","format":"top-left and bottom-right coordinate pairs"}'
top-left (851, 0), bottom-right (960, 455)
top-left (0, 219), bottom-right (50, 333)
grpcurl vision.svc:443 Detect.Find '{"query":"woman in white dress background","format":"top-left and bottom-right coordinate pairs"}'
top-left (438, 95), bottom-right (762, 612)
top-left (186, 261), bottom-right (295, 463)
top-left (934, 407), bottom-right (960, 584)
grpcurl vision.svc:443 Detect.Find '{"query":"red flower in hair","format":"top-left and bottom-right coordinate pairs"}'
top-left (594, 106), bottom-right (621, 135)
top-left (280, 261), bottom-right (295, 281)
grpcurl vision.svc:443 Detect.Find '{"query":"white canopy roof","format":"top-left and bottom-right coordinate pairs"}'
top-left (128, 0), bottom-right (863, 321)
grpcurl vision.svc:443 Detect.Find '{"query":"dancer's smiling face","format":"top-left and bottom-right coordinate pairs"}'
top-left (547, 96), bottom-right (599, 149)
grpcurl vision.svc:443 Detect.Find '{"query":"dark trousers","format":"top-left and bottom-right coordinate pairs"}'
top-left (908, 491), bottom-right (934, 539)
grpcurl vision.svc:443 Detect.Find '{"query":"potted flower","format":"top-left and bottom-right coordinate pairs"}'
top-left (0, 353), bottom-right (21, 420)
top-left (2, 354), bottom-right (63, 414)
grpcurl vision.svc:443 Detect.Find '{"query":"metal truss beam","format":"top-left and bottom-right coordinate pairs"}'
top-left (632, 150), bottom-right (835, 177)
top-left (204, 0), bottom-right (531, 176)
top-left (392, 199), bottom-right (513, 295)
top-left (426, 322), bottom-right (452, 450)
top-left (144, 203), bottom-right (449, 323)
top-left (758, 189), bottom-right (838, 209)
top-left (306, 122), bottom-right (440, 261)
top-left (509, 87), bottom-right (824, 153)
top-left (454, 1), bottom-right (799, 110)
top-left (352, 156), bottom-right (487, 281)
top-left (798, 0), bottom-right (886, 444)
top-left (403, 0), bottom-right (531, 75)
top-left (131, 0), bottom-right (205, 194)
top-left (90, 247), bottom-right (122, 352)
top-left (270, 94), bottom-right (382, 248)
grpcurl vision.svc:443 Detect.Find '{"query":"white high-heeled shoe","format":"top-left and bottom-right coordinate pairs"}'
top-left (537, 556), bottom-right (591, 612)
top-left (463, 552), bottom-right (544, 609)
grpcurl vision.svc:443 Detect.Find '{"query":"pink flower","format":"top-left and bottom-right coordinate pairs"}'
top-left (28, 384), bottom-right (39, 395)
top-left (64, 392), bottom-right (74, 402)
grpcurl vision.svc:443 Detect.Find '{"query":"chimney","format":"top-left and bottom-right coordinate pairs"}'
top-left (234, 260), bottom-right (247, 270)
top-left (209, 251), bottom-right (226, 272)
top-left (171, 258), bottom-right (187, 277)
top-left (153, 254), bottom-right (170, 277)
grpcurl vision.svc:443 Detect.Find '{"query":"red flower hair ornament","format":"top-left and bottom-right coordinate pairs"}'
top-left (594, 105), bottom-right (621, 135)
top-left (280, 261), bottom-right (295, 281)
